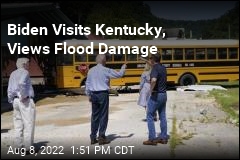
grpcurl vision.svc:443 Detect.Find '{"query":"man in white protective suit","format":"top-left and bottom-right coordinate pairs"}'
top-left (7, 57), bottom-right (36, 153)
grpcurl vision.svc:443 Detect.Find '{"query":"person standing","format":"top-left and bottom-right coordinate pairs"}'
top-left (138, 63), bottom-right (151, 109)
top-left (85, 54), bottom-right (126, 145)
top-left (143, 54), bottom-right (168, 145)
top-left (137, 63), bottom-right (158, 121)
top-left (7, 57), bottom-right (36, 152)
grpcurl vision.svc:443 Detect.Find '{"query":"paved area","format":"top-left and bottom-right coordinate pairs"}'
top-left (1, 91), bottom-right (239, 159)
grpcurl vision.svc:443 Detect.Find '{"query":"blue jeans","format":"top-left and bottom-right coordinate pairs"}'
top-left (90, 92), bottom-right (109, 140)
top-left (147, 92), bottom-right (167, 141)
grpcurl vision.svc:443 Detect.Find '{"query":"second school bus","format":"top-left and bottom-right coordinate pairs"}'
top-left (55, 39), bottom-right (239, 88)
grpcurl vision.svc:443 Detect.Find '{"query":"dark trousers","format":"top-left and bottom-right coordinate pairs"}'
top-left (90, 91), bottom-right (109, 140)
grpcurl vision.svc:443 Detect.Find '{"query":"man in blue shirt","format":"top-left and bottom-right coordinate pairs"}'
top-left (85, 54), bottom-right (126, 145)
top-left (143, 54), bottom-right (168, 145)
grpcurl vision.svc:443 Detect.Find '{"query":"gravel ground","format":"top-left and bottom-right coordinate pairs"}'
top-left (1, 91), bottom-right (239, 159)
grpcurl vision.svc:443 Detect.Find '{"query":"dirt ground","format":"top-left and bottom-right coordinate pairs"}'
top-left (1, 91), bottom-right (239, 159)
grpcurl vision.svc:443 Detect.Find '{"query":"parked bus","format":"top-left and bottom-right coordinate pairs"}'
top-left (55, 39), bottom-right (239, 88)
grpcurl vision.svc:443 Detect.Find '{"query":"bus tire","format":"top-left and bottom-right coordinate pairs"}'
top-left (179, 74), bottom-right (196, 86)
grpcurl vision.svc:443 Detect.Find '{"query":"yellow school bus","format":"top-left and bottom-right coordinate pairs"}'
top-left (55, 39), bottom-right (239, 88)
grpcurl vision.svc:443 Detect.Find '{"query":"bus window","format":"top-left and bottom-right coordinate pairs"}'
top-left (185, 48), bottom-right (194, 60)
top-left (127, 54), bottom-right (137, 61)
top-left (127, 50), bottom-right (137, 61)
top-left (114, 54), bottom-right (125, 61)
top-left (196, 48), bottom-right (205, 60)
top-left (106, 53), bottom-right (113, 61)
top-left (139, 48), bottom-right (149, 59)
top-left (218, 48), bottom-right (227, 59)
top-left (75, 54), bottom-right (87, 62)
top-left (57, 53), bottom-right (73, 66)
top-left (173, 48), bottom-right (183, 60)
top-left (162, 48), bottom-right (172, 60)
top-left (228, 48), bottom-right (238, 59)
top-left (88, 49), bottom-right (98, 62)
top-left (207, 48), bottom-right (216, 59)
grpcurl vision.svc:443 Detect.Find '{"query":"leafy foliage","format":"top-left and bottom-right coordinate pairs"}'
top-left (59, 1), bottom-right (239, 40)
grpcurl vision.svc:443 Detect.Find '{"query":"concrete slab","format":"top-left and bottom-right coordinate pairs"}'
top-left (177, 85), bottom-right (227, 91)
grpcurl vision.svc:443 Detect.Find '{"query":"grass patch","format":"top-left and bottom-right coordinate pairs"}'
top-left (195, 92), bottom-right (209, 98)
top-left (195, 92), bottom-right (202, 98)
top-left (170, 116), bottom-right (183, 158)
top-left (209, 88), bottom-right (239, 124)
top-left (182, 133), bottom-right (196, 140)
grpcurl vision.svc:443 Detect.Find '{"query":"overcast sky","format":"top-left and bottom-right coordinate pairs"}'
top-left (145, 1), bottom-right (237, 21)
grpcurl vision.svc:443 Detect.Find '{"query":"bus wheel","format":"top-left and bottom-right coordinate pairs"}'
top-left (179, 74), bottom-right (196, 86)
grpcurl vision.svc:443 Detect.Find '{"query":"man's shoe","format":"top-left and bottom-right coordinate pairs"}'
top-left (98, 137), bottom-right (110, 145)
top-left (154, 138), bottom-right (168, 144)
top-left (143, 140), bottom-right (157, 145)
top-left (91, 138), bottom-right (98, 145)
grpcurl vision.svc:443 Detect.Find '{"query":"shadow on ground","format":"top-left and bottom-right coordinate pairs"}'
top-left (34, 141), bottom-right (49, 153)
top-left (107, 133), bottom-right (134, 142)
top-left (1, 129), bottom-right (10, 133)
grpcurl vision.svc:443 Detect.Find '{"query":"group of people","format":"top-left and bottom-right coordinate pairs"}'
top-left (85, 54), bottom-right (169, 145)
top-left (137, 55), bottom-right (168, 145)
top-left (7, 54), bottom-right (168, 154)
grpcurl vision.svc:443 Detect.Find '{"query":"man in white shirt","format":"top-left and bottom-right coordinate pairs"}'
top-left (7, 57), bottom-right (36, 152)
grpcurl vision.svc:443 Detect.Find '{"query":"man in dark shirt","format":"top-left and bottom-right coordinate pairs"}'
top-left (143, 54), bottom-right (168, 145)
